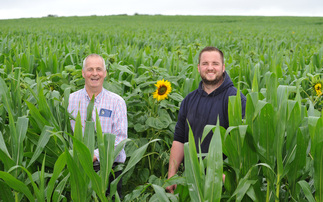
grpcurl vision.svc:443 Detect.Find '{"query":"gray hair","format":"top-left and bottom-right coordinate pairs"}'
top-left (82, 54), bottom-right (106, 70)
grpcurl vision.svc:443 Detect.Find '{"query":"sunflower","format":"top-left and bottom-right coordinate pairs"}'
top-left (153, 79), bottom-right (172, 101)
top-left (314, 82), bottom-right (322, 96)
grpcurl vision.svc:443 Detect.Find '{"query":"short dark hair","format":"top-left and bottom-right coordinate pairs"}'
top-left (198, 46), bottom-right (224, 64)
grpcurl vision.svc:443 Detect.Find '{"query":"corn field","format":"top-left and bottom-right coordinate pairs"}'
top-left (0, 15), bottom-right (323, 201)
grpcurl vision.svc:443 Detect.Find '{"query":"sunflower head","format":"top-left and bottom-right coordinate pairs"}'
top-left (153, 79), bottom-right (172, 101)
top-left (312, 78), bottom-right (323, 97)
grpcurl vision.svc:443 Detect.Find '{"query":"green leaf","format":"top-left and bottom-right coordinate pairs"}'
top-left (46, 152), bottom-right (67, 201)
top-left (63, 87), bottom-right (71, 110)
top-left (265, 72), bottom-right (277, 108)
top-left (114, 138), bottom-right (131, 161)
top-left (112, 64), bottom-right (136, 75)
top-left (0, 149), bottom-right (15, 171)
top-left (200, 124), bottom-right (225, 145)
top-left (0, 171), bottom-right (35, 202)
top-left (168, 93), bottom-right (184, 102)
top-left (71, 135), bottom-right (107, 201)
top-left (286, 100), bottom-right (301, 152)
top-left (27, 126), bottom-right (53, 168)
top-left (254, 103), bottom-right (275, 181)
top-left (102, 133), bottom-right (116, 193)
top-left (251, 64), bottom-right (259, 93)
top-left (0, 131), bottom-right (10, 157)
top-left (26, 100), bottom-right (50, 130)
top-left (39, 155), bottom-right (46, 201)
top-left (228, 87), bottom-right (242, 127)
top-left (174, 183), bottom-right (190, 201)
top-left (187, 47), bottom-right (193, 64)
top-left (8, 165), bottom-right (42, 200)
top-left (151, 184), bottom-right (170, 202)
top-left (16, 117), bottom-right (29, 165)
top-left (37, 76), bottom-right (59, 129)
top-left (222, 127), bottom-right (240, 169)
top-left (52, 174), bottom-right (69, 202)
top-left (65, 149), bottom-right (87, 202)
top-left (110, 139), bottom-right (159, 196)
top-left (74, 111), bottom-right (83, 142)
top-left (308, 116), bottom-right (320, 156)
top-left (0, 131), bottom-right (15, 171)
top-left (314, 141), bottom-right (323, 201)
top-left (86, 95), bottom-right (95, 122)
top-left (146, 116), bottom-right (169, 129)
top-left (230, 163), bottom-right (273, 201)
top-left (84, 121), bottom-right (95, 159)
top-left (134, 123), bottom-right (149, 132)
top-left (298, 180), bottom-right (315, 202)
top-left (204, 119), bottom-right (222, 202)
top-left (0, 180), bottom-right (14, 202)
top-left (0, 77), bottom-right (14, 116)
top-left (184, 122), bottom-right (203, 201)
top-left (1, 84), bottom-right (19, 165)
top-left (285, 128), bottom-right (307, 197)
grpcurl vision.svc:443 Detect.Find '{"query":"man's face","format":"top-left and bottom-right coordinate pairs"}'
top-left (198, 51), bottom-right (225, 85)
top-left (82, 56), bottom-right (106, 90)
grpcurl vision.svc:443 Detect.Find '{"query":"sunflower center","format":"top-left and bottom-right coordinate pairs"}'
top-left (315, 83), bottom-right (322, 91)
top-left (158, 85), bottom-right (167, 95)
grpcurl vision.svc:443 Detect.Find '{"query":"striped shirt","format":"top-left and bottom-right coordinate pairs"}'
top-left (68, 87), bottom-right (127, 163)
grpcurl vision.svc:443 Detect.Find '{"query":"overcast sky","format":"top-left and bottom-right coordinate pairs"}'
top-left (0, 0), bottom-right (322, 19)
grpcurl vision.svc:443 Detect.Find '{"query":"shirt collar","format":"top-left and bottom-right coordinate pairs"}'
top-left (83, 87), bottom-right (104, 104)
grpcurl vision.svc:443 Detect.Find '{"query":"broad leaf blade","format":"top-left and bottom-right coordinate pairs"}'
top-left (184, 122), bottom-right (203, 201)
top-left (298, 180), bottom-right (315, 202)
top-left (0, 171), bottom-right (35, 202)
top-left (27, 126), bottom-right (53, 168)
top-left (152, 184), bottom-right (170, 202)
top-left (204, 119), bottom-right (222, 202)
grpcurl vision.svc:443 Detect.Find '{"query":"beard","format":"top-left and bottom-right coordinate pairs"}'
top-left (201, 72), bottom-right (224, 86)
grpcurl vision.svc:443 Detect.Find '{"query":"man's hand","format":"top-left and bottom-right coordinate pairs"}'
top-left (166, 141), bottom-right (184, 194)
top-left (93, 155), bottom-right (97, 162)
top-left (166, 184), bottom-right (177, 194)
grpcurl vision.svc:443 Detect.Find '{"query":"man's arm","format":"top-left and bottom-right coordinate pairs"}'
top-left (166, 140), bottom-right (184, 193)
top-left (113, 99), bottom-right (128, 163)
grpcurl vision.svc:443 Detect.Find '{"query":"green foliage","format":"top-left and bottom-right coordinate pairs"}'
top-left (0, 15), bottom-right (322, 201)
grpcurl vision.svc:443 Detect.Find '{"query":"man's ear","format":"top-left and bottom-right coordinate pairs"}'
top-left (82, 69), bottom-right (85, 78)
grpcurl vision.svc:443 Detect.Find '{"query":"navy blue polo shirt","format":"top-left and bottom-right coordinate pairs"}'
top-left (174, 72), bottom-right (246, 153)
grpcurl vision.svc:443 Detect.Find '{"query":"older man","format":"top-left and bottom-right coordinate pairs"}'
top-left (68, 54), bottom-right (127, 196)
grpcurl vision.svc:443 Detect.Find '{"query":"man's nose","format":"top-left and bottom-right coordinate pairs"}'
top-left (206, 64), bottom-right (213, 69)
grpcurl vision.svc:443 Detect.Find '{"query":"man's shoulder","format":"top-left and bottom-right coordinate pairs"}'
top-left (102, 88), bottom-right (126, 103)
top-left (179, 89), bottom-right (200, 109)
top-left (182, 89), bottom-right (199, 101)
top-left (69, 88), bottom-right (84, 98)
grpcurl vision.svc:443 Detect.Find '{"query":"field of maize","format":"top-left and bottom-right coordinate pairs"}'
top-left (0, 15), bottom-right (323, 201)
